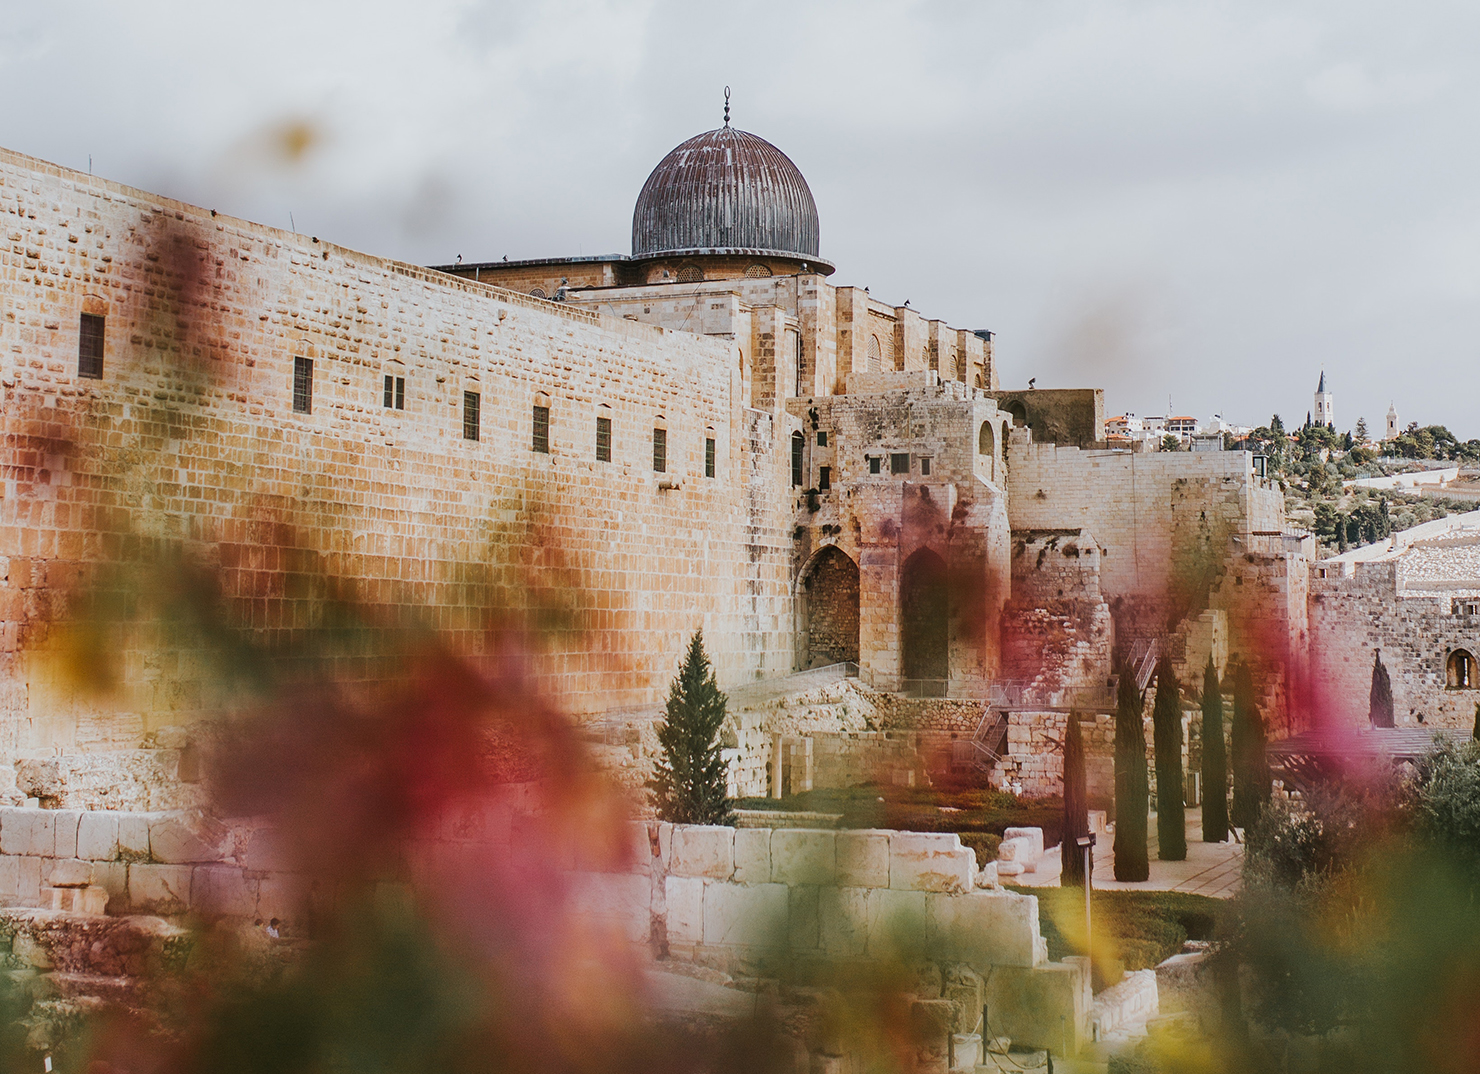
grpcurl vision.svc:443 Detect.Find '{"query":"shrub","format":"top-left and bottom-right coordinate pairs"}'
top-left (958, 832), bottom-right (1001, 867)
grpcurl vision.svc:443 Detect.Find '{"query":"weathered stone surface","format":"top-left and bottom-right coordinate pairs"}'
top-left (1, 809), bottom-right (55, 858)
top-left (817, 886), bottom-right (871, 957)
top-left (788, 884), bottom-right (820, 950)
top-left (0, 855), bottom-right (41, 906)
top-left (77, 812), bottom-right (120, 861)
top-left (45, 859), bottom-right (93, 888)
top-left (193, 865), bottom-right (256, 918)
top-left (770, 830), bottom-right (835, 886)
top-left (835, 830), bottom-right (889, 888)
top-left (664, 876), bottom-right (703, 945)
top-left (997, 837), bottom-right (1036, 873)
top-left (926, 890), bottom-right (1041, 969)
top-left (53, 811), bottom-right (81, 859)
top-left (48, 885), bottom-right (107, 915)
top-left (669, 825), bottom-right (734, 879)
top-left (13, 754), bottom-right (204, 812)
top-left (149, 813), bottom-right (228, 864)
top-left (943, 964), bottom-right (985, 1034)
top-left (565, 871), bottom-right (650, 944)
top-left (1002, 827), bottom-right (1044, 861)
top-left (0, 909), bottom-right (191, 977)
top-left (732, 827), bottom-right (771, 884)
top-left (127, 864), bottom-right (192, 915)
top-left (889, 832), bottom-right (973, 893)
top-left (973, 862), bottom-right (999, 888)
top-left (702, 883), bottom-right (789, 948)
top-left (117, 815), bottom-right (151, 862)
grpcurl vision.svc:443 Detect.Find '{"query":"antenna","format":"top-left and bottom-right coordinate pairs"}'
top-left (723, 86), bottom-right (731, 127)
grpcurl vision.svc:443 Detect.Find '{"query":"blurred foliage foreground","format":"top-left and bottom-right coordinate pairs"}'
top-left (6, 552), bottom-right (985, 1073)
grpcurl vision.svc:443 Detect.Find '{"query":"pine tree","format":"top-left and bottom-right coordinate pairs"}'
top-left (1229, 662), bottom-right (1270, 832)
top-left (649, 631), bottom-right (733, 825)
top-left (1201, 657), bottom-right (1229, 843)
top-left (1369, 649), bottom-right (1394, 729)
top-left (1061, 713), bottom-right (1090, 887)
top-left (1152, 655), bottom-right (1186, 861)
top-left (1355, 417), bottom-right (1368, 441)
top-left (1113, 665), bottom-right (1149, 882)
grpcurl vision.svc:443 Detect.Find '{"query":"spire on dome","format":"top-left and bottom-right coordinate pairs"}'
top-left (723, 86), bottom-right (730, 127)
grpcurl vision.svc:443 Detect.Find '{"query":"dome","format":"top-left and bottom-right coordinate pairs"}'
top-left (632, 125), bottom-right (825, 266)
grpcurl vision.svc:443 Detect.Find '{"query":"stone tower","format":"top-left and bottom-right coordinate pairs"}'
top-left (1313, 371), bottom-right (1334, 428)
top-left (1386, 401), bottom-right (1400, 440)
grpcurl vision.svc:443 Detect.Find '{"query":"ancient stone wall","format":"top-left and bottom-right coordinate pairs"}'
top-left (0, 146), bottom-right (798, 770)
top-left (1001, 530), bottom-right (1115, 701)
top-left (988, 389), bottom-right (1104, 447)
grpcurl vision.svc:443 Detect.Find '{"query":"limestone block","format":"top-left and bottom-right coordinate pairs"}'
top-left (943, 964), bottom-right (985, 1034)
top-left (869, 889), bottom-right (929, 954)
top-left (701, 882), bottom-right (789, 948)
top-left (974, 862), bottom-right (999, 888)
top-left (566, 871), bottom-right (650, 944)
top-left (984, 960), bottom-right (1090, 1054)
top-left (926, 890), bottom-right (1041, 969)
top-left (769, 830), bottom-right (835, 886)
top-left (93, 862), bottom-right (127, 913)
top-left (118, 815), bottom-right (151, 862)
top-left (889, 832), bottom-right (973, 893)
top-left (46, 859), bottom-right (93, 888)
top-left (664, 876), bottom-right (703, 945)
top-left (243, 828), bottom-right (290, 873)
top-left (0, 855), bottom-right (42, 906)
top-left (53, 811), bottom-right (81, 859)
top-left (256, 875), bottom-right (300, 924)
top-left (1002, 827), bottom-right (1044, 861)
top-left (149, 813), bottom-right (227, 864)
top-left (788, 884), bottom-right (819, 950)
top-left (194, 865), bottom-right (256, 917)
top-left (49, 885), bottom-right (108, 915)
top-left (670, 825), bottom-right (735, 879)
top-left (1088, 810), bottom-right (1108, 836)
top-left (997, 837), bottom-right (1036, 874)
top-left (732, 827), bottom-right (770, 884)
top-left (628, 822), bottom-right (655, 873)
top-left (77, 811), bottom-right (120, 861)
top-left (128, 864), bottom-right (193, 915)
top-left (1, 810), bottom-right (55, 858)
top-left (835, 830), bottom-right (889, 888)
top-left (995, 860), bottom-right (1024, 877)
top-left (818, 886), bottom-right (871, 957)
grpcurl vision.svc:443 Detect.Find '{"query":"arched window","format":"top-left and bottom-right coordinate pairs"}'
top-left (745, 263), bottom-right (772, 278)
top-left (866, 334), bottom-right (882, 373)
top-left (528, 287), bottom-right (547, 299)
top-left (791, 431), bottom-right (805, 487)
top-left (1447, 649), bottom-right (1478, 688)
top-left (978, 421), bottom-right (995, 456)
top-left (676, 263), bottom-right (703, 284)
top-left (974, 373), bottom-right (984, 389)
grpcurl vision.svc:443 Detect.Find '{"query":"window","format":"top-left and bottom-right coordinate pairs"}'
top-left (890, 453), bottom-right (910, 475)
top-left (868, 456), bottom-right (882, 475)
top-left (293, 357), bottom-right (313, 414)
top-left (463, 391), bottom-right (480, 441)
top-left (866, 334), bottom-right (882, 373)
top-left (818, 466), bottom-right (831, 490)
top-left (529, 288), bottom-right (547, 299)
top-left (745, 263), bottom-right (772, 278)
top-left (383, 375), bottom-right (405, 410)
top-left (676, 263), bottom-right (703, 284)
top-left (596, 416), bottom-right (612, 462)
top-left (794, 331), bottom-right (804, 397)
top-left (791, 431), bottom-right (805, 487)
top-left (1448, 649), bottom-right (1478, 689)
top-left (978, 421), bottom-right (994, 456)
top-left (652, 428), bottom-right (666, 472)
top-left (532, 405), bottom-right (550, 453)
top-left (817, 431), bottom-right (828, 447)
top-left (705, 437), bottom-right (716, 478)
top-left (78, 313), bottom-right (104, 379)
top-left (920, 456), bottom-right (932, 476)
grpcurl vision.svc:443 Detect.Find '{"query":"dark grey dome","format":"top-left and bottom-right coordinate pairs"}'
top-left (632, 126), bottom-right (821, 261)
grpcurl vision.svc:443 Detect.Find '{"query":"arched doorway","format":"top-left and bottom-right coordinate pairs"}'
top-left (1447, 649), bottom-right (1477, 688)
top-left (900, 548), bottom-right (949, 683)
top-left (801, 547), bottom-right (859, 667)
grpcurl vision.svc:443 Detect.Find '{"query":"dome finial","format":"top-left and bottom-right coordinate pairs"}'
top-left (723, 86), bottom-right (731, 127)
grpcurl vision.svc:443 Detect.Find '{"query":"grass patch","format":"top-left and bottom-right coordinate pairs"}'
top-left (1011, 886), bottom-right (1225, 974)
top-left (733, 783), bottom-right (1065, 848)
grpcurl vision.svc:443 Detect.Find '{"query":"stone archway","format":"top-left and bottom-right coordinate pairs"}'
top-left (801, 547), bottom-right (859, 667)
top-left (900, 548), bottom-right (949, 682)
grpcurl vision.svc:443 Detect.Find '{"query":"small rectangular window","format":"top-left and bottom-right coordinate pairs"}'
top-left (293, 356), bottom-right (313, 414)
top-left (868, 456), bottom-right (882, 475)
top-left (78, 313), bottom-right (104, 379)
top-left (652, 428), bottom-right (667, 473)
top-left (920, 456), bottom-right (932, 476)
top-left (818, 465), bottom-right (831, 490)
top-left (596, 416), bottom-right (612, 461)
top-left (890, 452), bottom-right (910, 475)
top-left (791, 433), bottom-right (805, 487)
top-left (395, 377), bottom-right (405, 409)
top-left (532, 405), bottom-right (550, 453)
top-left (463, 391), bottom-right (480, 441)
top-left (816, 431), bottom-right (828, 447)
top-left (705, 437), bottom-right (716, 478)
top-left (383, 375), bottom-right (405, 410)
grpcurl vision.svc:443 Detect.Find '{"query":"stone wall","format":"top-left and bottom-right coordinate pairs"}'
top-left (996, 711), bottom-right (1116, 799)
top-left (988, 388), bottom-right (1104, 447)
top-left (1001, 529), bottom-right (1115, 701)
top-left (0, 145), bottom-right (799, 772)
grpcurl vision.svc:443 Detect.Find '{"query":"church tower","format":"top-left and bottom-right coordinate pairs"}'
top-left (1386, 402), bottom-right (1400, 440)
top-left (1313, 371), bottom-right (1334, 428)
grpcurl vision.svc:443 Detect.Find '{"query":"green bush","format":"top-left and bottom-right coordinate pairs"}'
top-left (1014, 886), bottom-right (1225, 973)
top-left (958, 832), bottom-right (1001, 866)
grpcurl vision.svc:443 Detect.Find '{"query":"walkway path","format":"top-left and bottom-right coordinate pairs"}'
top-left (1013, 806), bottom-right (1243, 898)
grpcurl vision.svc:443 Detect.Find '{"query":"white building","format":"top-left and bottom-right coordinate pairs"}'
top-left (1313, 371), bottom-right (1334, 428)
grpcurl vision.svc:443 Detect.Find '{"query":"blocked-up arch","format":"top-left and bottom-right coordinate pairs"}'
top-left (1004, 400), bottom-right (1028, 427)
top-left (801, 546), bottom-right (859, 667)
top-left (900, 548), bottom-right (949, 682)
top-left (978, 421), bottom-right (995, 456)
top-left (866, 334), bottom-right (882, 373)
top-left (1448, 648), bottom-right (1478, 688)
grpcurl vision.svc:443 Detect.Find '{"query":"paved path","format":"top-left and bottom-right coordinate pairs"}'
top-left (1013, 807), bottom-right (1243, 898)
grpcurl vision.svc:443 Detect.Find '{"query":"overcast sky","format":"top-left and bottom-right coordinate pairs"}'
top-left (4, 1), bottom-right (1479, 436)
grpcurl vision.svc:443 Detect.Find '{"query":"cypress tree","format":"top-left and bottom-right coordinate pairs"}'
top-left (1229, 662), bottom-right (1271, 832)
top-left (1152, 655), bottom-right (1186, 861)
top-left (1369, 649), bottom-right (1394, 728)
top-left (1061, 713), bottom-right (1090, 887)
top-left (1113, 665), bottom-right (1149, 882)
top-left (1201, 657), bottom-right (1229, 842)
top-left (649, 631), bottom-right (733, 825)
